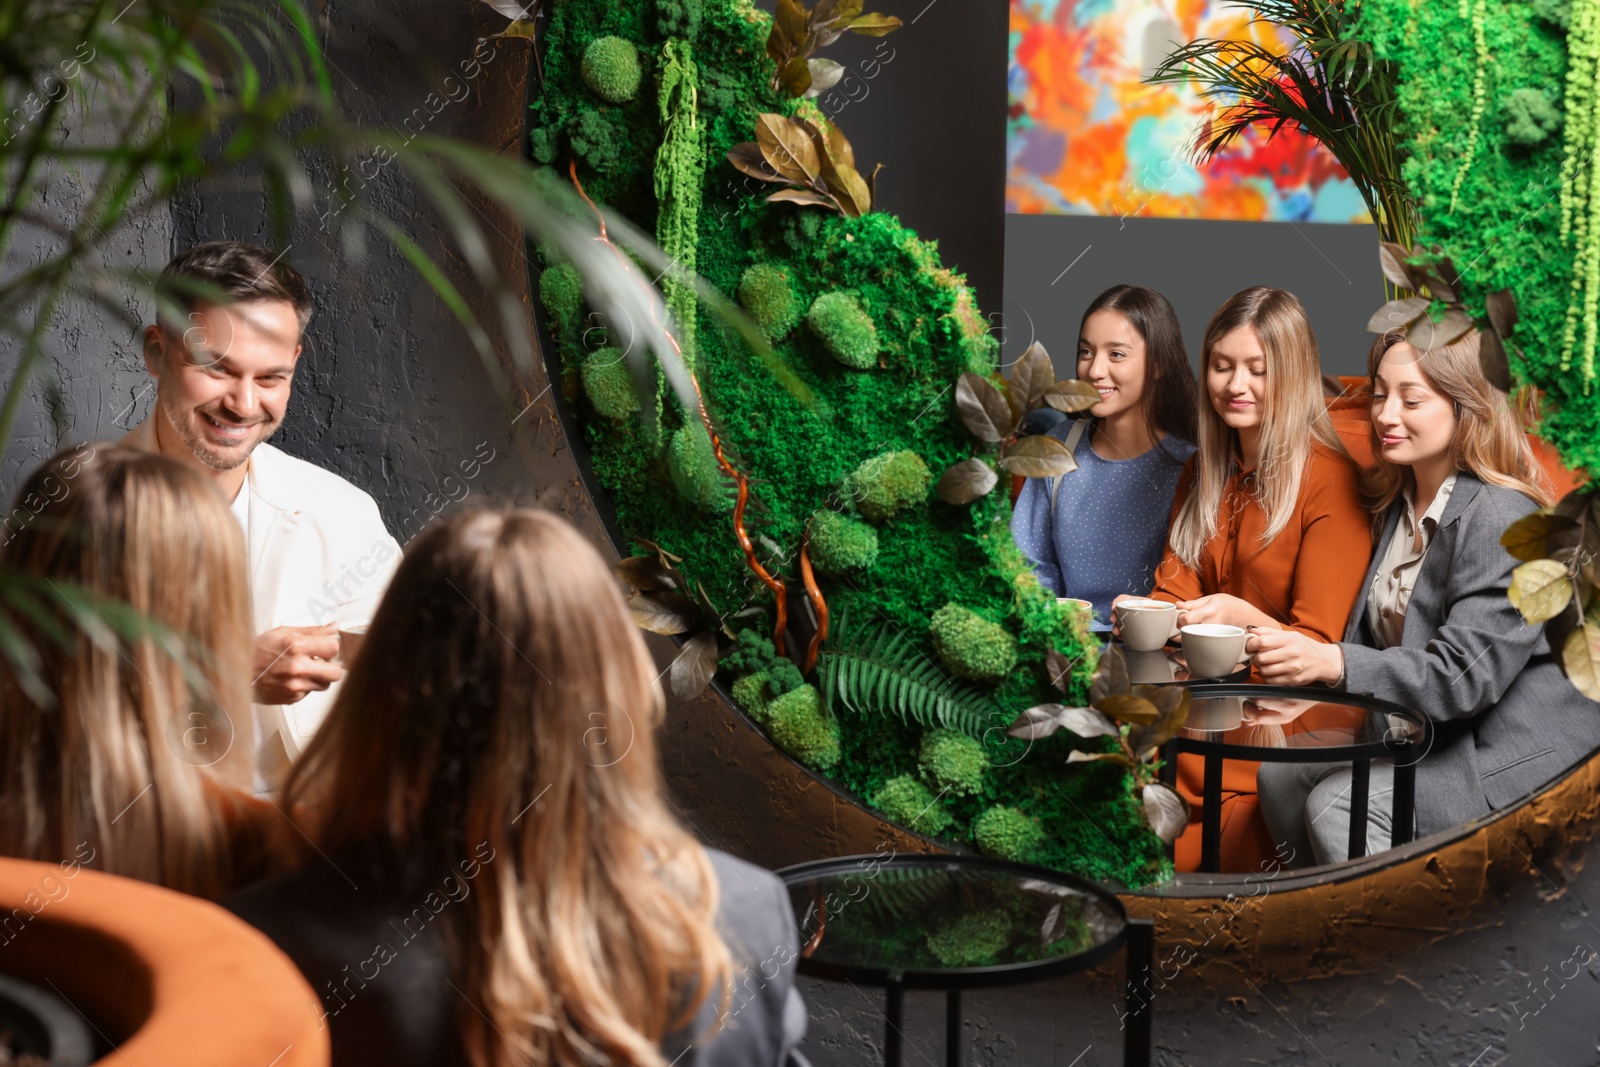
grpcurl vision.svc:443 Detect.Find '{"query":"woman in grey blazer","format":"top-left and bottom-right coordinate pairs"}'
top-left (1250, 331), bottom-right (1600, 866)
top-left (224, 509), bottom-right (809, 1067)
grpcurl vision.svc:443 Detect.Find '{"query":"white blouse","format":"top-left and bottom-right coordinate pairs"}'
top-left (1365, 472), bottom-right (1458, 649)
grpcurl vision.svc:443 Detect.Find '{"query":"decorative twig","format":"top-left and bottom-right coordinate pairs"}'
top-left (566, 159), bottom-right (790, 653)
top-left (799, 527), bottom-right (829, 673)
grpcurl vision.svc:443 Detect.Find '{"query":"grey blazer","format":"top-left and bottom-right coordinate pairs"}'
top-left (1339, 472), bottom-right (1600, 836)
top-left (225, 841), bottom-right (810, 1067)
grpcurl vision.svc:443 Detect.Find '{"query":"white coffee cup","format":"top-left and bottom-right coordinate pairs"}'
top-left (1180, 623), bottom-right (1250, 679)
top-left (1118, 598), bottom-right (1177, 652)
top-left (338, 623), bottom-right (370, 665)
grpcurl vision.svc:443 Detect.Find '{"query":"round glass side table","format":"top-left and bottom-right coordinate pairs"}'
top-left (777, 853), bottom-right (1154, 1067)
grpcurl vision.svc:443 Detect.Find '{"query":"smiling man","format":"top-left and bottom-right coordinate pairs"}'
top-left (124, 241), bottom-right (401, 790)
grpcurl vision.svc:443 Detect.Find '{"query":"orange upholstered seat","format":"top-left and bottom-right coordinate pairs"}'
top-left (0, 857), bottom-right (328, 1067)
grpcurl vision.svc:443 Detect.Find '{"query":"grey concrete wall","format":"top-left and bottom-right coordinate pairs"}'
top-left (1001, 214), bottom-right (1383, 381)
top-left (5, 2), bottom-right (1598, 1065)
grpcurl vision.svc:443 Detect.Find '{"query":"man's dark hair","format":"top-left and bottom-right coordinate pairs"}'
top-left (155, 241), bottom-right (313, 333)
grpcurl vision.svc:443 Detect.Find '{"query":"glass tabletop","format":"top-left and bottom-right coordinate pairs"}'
top-left (776, 853), bottom-right (1127, 988)
top-left (1172, 682), bottom-right (1431, 762)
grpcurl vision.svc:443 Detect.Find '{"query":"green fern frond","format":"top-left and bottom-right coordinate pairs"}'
top-left (818, 612), bottom-right (1002, 739)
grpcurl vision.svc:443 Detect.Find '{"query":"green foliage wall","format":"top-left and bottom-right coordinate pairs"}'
top-left (530, 0), bottom-right (1166, 885)
top-left (1363, 0), bottom-right (1599, 474)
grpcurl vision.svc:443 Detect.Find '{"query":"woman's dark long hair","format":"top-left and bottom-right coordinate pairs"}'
top-left (1078, 284), bottom-right (1199, 456)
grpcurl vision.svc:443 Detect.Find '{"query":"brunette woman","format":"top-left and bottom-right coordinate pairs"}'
top-left (1011, 284), bottom-right (1199, 629)
top-left (1113, 286), bottom-right (1373, 871)
top-left (0, 445), bottom-right (280, 897)
top-left (1253, 332), bottom-right (1600, 864)
top-left (226, 509), bottom-right (805, 1067)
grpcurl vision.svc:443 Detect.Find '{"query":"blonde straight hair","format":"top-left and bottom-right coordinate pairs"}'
top-left (1364, 331), bottom-right (1554, 513)
top-left (1170, 287), bottom-right (1348, 569)
top-left (0, 445), bottom-right (254, 898)
top-left (284, 509), bottom-right (733, 1067)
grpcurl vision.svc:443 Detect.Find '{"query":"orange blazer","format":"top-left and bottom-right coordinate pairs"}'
top-left (1149, 441), bottom-right (1373, 642)
top-left (1151, 440), bottom-right (1374, 871)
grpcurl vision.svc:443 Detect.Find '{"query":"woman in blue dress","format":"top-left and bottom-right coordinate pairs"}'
top-left (1010, 284), bottom-right (1199, 631)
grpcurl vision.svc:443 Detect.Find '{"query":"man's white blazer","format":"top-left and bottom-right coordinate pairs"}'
top-left (123, 418), bottom-right (401, 773)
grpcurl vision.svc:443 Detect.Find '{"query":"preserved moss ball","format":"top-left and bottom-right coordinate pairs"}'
top-left (569, 109), bottom-right (621, 172)
top-left (530, 125), bottom-right (560, 165)
top-left (767, 685), bottom-right (840, 770)
top-left (731, 672), bottom-right (771, 724)
top-left (655, 0), bottom-right (702, 40)
top-left (580, 349), bottom-right (638, 420)
top-left (719, 629), bottom-right (801, 696)
top-left (917, 729), bottom-right (988, 797)
top-left (668, 423), bottom-right (732, 512)
top-left (581, 36), bottom-right (642, 103)
top-left (846, 450), bottom-right (930, 523)
top-left (972, 805), bottom-right (1045, 861)
top-left (539, 263), bottom-right (583, 325)
top-left (807, 291), bottom-right (880, 369)
top-left (929, 602), bottom-right (1017, 683)
top-left (871, 774), bottom-right (952, 835)
top-left (926, 910), bottom-right (1011, 967)
top-left (738, 262), bottom-right (800, 339)
top-left (1504, 88), bottom-right (1562, 146)
top-left (808, 510), bottom-right (878, 574)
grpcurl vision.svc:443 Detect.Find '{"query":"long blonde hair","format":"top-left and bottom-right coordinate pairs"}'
top-left (283, 508), bottom-right (733, 1067)
top-left (1170, 287), bottom-right (1348, 568)
top-left (1364, 331), bottom-right (1554, 513)
top-left (0, 444), bottom-right (254, 898)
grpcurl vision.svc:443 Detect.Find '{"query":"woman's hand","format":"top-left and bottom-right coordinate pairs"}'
top-left (1247, 627), bottom-right (1344, 686)
top-left (1108, 594), bottom-right (1142, 638)
top-left (1174, 593), bottom-right (1263, 629)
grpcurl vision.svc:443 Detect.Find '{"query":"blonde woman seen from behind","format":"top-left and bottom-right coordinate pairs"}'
top-left (0, 444), bottom-right (282, 898)
top-left (225, 508), bottom-right (807, 1067)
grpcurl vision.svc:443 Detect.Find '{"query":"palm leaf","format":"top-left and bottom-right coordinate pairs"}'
top-left (817, 612), bottom-right (1002, 738)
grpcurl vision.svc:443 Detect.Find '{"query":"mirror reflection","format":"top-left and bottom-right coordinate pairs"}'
top-left (1011, 283), bottom-right (1600, 875)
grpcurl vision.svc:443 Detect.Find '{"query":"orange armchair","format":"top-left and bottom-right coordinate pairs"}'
top-left (0, 857), bottom-right (328, 1067)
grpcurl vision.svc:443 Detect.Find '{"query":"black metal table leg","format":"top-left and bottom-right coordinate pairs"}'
top-left (1201, 752), bottom-right (1223, 872)
top-left (1391, 758), bottom-right (1417, 849)
top-left (1123, 918), bottom-right (1154, 1067)
top-left (885, 979), bottom-right (904, 1067)
top-left (1158, 739), bottom-right (1178, 787)
top-left (1346, 758), bottom-right (1371, 860)
top-left (946, 989), bottom-right (961, 1066)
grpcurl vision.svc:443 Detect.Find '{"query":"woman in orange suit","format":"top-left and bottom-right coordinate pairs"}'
top-left (1115, 287), bottom-right (1374, 871)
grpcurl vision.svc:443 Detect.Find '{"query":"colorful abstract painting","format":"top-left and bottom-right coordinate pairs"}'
top-left (1007, 0), bottom-right (1372, 223)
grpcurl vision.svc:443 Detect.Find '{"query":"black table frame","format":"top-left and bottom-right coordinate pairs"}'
top-left (1158, 682), bottom-right (1433, 872)
top-left (777, 853), bottom-right (1155, 1067)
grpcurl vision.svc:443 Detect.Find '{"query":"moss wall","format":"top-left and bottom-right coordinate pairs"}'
top-left (530, 0), bottom-right (1166, 886)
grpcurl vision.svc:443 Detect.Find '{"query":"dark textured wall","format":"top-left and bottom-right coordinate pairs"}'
top-left (7, 2), bottom-right (1600, 1064)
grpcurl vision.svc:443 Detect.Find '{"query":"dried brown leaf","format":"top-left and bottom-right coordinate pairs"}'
top-left (1089, 643), bottom-right (1130, 704)
top-left (727, 143), bottom-right (783, 183)
top-left (614, 555), bottom-right (679, 592)
top-left (1141, 782), bottom-right (1189, 843)
top-left (1096, 693), bottom-right (1160, 725)
top-left (955, 372), bottom-right (1017, 442)
top-left (1378, 242), bottom-right (1422, 290)
top-left (1043, 379), bottom-right (1102, 413)
top-left (755, 113), bottom-right (821, 184)
top-left (1365, 296), bottom-right (1430, 335)
top-left (1508, 558), bottom-right (1572, 624)
top-left (848, 12), bottom-right (903, 35)
top-left (998, 435), bottom-right (1077, 478)
top-left (1486, 289), bottom-right (1519, 338)
top-left (628, 592), bottom-right (698, 636)
top-left (935, 458), bottom-right (998, 504)
top-left (1562, 614), bottom-right (1600, 702)
top-left (1478, 328), bottom-right (1512, 393)
top-left (1406, 308), bottom-right (1474, 350)
top-left (1009, 342), bottom-right (1055, 412)
top-left (670, 633), bottom-right (719, 701)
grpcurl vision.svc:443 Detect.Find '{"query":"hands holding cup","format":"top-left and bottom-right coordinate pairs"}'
top-left (1110, 596), bottom-right (1178, 651)
top-left (1245, 626), bottom-right (1344, 686)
